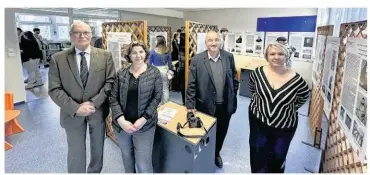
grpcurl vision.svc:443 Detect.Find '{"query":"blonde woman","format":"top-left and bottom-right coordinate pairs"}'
top-left (148, 35), bottom-right (173, 105)
top-left (248, 42), bottom-right (310, 173)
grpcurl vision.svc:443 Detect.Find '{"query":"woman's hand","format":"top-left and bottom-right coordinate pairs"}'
top-left (117, 117), bottom-right (137, 133)
top-left (133, 117), bottom-right (147, 130)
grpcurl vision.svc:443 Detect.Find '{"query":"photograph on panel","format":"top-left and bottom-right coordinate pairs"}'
top-left (351, 121), bottom-right (364, 147)
top-left (303, 37), bottom-right (314, 47)
top-left (340, 106), bottom-right (346, 121)
top-left (345, 114), bottom-right (353, 130)
top-left (359, 59), bottom-right (367, 91)
top-left (331, 50), bottom-right (337, 71)
top-left (355, 92), bottom-right (367, 126)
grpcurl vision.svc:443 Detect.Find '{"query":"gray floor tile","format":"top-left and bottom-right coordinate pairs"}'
top-left (5, 73), bottom-right (326, 173)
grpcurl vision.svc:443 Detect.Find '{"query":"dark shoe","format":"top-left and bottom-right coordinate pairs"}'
top-left (24, 79), bottom-right (28, 83)
top-left (215, 156), bottom-right (223, 168)
top-left (44, 64), bottom-right (49, 68)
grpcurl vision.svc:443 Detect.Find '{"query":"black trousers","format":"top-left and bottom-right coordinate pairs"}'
top-left (178, 69), bottom-right (186, 104)
top-left (214, 103), bottom-right (231, 157)
top-left (248, 115), bottom-right (296, 173)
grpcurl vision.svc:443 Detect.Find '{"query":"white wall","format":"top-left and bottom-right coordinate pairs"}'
top-left (120, 11), bottom-right (168, 26)
top-left (167, 17), bottom-right (185, 32)
top-left (5, 8), bottom-right (27, 103)
top-left (184, 8), bottom-right (318, 32)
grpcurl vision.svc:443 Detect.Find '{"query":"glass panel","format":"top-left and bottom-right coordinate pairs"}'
top-left (19, 24), bottom-right (34, 32)
top-left (35, 25), bottom-right (51, 40)
top-left (18, 14), bottom-right (50, 23)
top-left (58, 25), bottom-right (70, 40)
top-left (55, 16), bottom-right (70, 24)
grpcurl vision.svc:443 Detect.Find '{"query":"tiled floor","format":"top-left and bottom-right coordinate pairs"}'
top-left (5, 71), bottom-right (327, 173)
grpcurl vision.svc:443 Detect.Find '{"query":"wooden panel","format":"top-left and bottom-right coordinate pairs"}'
top-left (147, 26), bottom-right (172, 50)
top-left (101, 20), bottom-right (148, 144)
top-left (184, 21), bottom-right (218, 90)
top-left (307, 25), bottom-right (334, 149)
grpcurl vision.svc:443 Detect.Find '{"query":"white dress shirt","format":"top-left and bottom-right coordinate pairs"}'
top-left (208, 51), bottom-right (221, 62)
top-left (75, 46), bottom-right (91, 73)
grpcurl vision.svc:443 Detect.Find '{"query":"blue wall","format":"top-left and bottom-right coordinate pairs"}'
top-left (257, 16), bottom-right (317, 32)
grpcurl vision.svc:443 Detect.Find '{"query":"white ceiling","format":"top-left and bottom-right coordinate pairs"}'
top-left (168, 8), bottom-right (223, 12)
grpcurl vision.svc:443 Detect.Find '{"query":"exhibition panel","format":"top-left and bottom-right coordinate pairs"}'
top-left (147, 26), bottom-right (172, 50)
top-left (323, 20), bottom-right (367, 173)
top-left (101, 20), bottom-right (148, 143)
top-left (306, 25), bottom-right (334, 149)
top-left (184, 20), bottom-right (218, 90)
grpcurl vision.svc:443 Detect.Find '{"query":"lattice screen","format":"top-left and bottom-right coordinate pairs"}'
top-left (323, 20), bottom-right (367, 173)
top-left (308, 25), bottom-right (334, 140)
top-left (101, 20), bottom-right (148, 144)
top-left (184, 21), bottom-right (218, 90)
top-left (147, 26), bottom-right (172, 51)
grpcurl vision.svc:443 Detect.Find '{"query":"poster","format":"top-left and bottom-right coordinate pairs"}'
top-left (264, 32), bottom-right (289, 51)
top-left (338, 37), bottom-right (367, 161)
top-left (220, 33), bottom-right (228, 51)
top-left (289, 32), bottom-right (315, 60)
top-left (234, 32), bottom-right (244, 54)
top-left (320, 37), bottom-right (340, 117)
top-left (149, 31), bottom-right (167, 50)
top-left (312, 35), bottom-right (327, 86)
top-left (227, 33), bottom-right (235, 52)
top-left (197, 33), bottom-right (207, 53)
top-left (245, 32), bottom-right (265, 56)
top-left (107, 32), bottom-right (132, 72)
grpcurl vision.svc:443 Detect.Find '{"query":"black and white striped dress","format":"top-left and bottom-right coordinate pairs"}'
top-left (248, 66), bottom-right (310, 129)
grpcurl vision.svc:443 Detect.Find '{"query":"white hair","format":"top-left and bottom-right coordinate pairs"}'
top-left (70, 20), bottom-right (91, 33)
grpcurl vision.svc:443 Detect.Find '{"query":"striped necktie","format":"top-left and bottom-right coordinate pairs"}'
top-left (79, 52), bottom-right (89, 87)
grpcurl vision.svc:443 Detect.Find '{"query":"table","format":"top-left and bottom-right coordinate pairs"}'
top-left (153, 102), bottom-right (217, 173)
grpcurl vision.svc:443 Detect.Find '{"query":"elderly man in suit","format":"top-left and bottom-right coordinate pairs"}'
top-left (186, 30), bottom-right (239, 169)
top-left (48, 21), bottom-right (115, 173)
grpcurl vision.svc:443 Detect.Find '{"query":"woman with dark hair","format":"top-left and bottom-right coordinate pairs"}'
top-left (148, 35), bottom-right (173, 105)
top-left (109, 40), bottom-right (163, 173)
top-left (20, 31), bottom-right (44, 89)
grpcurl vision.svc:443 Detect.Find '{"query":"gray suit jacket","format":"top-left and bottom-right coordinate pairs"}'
top-left (186, 49), bottom-right (239, 116)
top-left (48, 47), bottom-right (116, 129)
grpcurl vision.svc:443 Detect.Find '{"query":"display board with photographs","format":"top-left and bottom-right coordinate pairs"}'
top-left (337, 37), bottom-right (367, 161)
top-left (106, 32), bottom-right (132, 72)
top-left (234, 32), bottom-right (244, 54)
top-left (312, 35), bottom-right (327, 86)
top-left (245, 32), bottom-right (265, 57)
top-left (289, 32), bottom-right (315, 60)
top-left (227, 32), bottom-right (235, 52)
top-left (321, 36), bottom-right (340, 117)
top-left (149, 31), bottom-right (167, 50)
top-left (264, 32), bottom-right (289, 50)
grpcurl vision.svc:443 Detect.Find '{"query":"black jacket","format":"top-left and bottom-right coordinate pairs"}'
top-left (186, 50), bottom-right (239, 116)
top-left (109, 64), bottom-right (163, 132)
top-left (171, 39), bottom-right (179, 61)
top-left (20, 37), bottom-right (43, 63)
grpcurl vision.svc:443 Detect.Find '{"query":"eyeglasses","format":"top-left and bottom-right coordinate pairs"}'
top-left (71, 31), bottom-right (92, 37)
top-left (206, 38), bottom-right (220, 43)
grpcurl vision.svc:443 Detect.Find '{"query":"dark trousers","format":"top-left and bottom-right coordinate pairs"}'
top-left (65, 117), bottom-right (106, 173)
top-left (214, 103), bottom-right (231, 157)
top-left (248, 115), bottom-right (296, 173)
top-left (178, 69), bottom-right (186, 104)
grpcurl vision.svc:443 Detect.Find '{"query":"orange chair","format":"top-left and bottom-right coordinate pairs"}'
top-left (4, 92), bottom-right (24, 150)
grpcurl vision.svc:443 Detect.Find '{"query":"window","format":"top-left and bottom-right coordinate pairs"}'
top-left (35, 25), bottom-right (52, 40)
top-left (19, 24), bottom-right (35, 32)
top-left (18, 14), bottom-right (50, 23)
top-left (57, 25), bottom-right (70, 40)
top-left (55, 16), bottom-right (70, 24)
